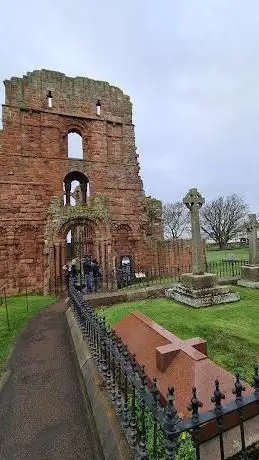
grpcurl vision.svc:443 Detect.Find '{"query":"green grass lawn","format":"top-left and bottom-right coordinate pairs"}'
top-left (0, 294), bottom-right (56, 374)
top-left (206, 247), bottom-right (249, 262)
top-left (100, 286), bottom-right (259, 383)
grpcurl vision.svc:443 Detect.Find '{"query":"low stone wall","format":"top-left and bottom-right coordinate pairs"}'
top-left (85, 277), bottom-right (239, 308)
top-left (200, 416), bottom-right (259, 459)
top-left (66, 306), bottom-right (133, 460)
top-left (86, 284), bottom-right (168, 307)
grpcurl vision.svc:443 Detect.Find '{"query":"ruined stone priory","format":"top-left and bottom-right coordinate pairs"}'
top-left (0, 69), bottom-right (191, 294)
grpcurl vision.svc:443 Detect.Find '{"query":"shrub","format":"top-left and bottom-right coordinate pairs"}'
top-left (176, 432), bottom-right (196, 460)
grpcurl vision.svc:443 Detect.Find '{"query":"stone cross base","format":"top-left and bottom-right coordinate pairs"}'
top-left (181, 272), bottom-right (217, 290)
top-left (237, 265), bottom-right (259, 289)
top-left (166, 272), bottom-right (240, 308)
top-left (165, 284), bottom-right (240, 308)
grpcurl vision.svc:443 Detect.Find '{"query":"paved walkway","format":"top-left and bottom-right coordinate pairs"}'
top-left (0, 302), bottom-right (104, 460)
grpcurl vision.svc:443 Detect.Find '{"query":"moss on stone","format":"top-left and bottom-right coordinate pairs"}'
top-left (45, 194), bottom-right (110, 242)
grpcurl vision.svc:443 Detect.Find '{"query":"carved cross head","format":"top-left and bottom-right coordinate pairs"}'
top-left (245, 213), bottom-right (258, 233)
top-left (183, 188), bottom-right (205, 212)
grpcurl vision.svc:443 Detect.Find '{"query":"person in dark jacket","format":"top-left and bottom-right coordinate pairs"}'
top-left (63, 264), bottom-right (70, 294)
top-left (92, 259), bottom-right (101, 292)
top-left (83, 256), bottom-right (93, 292)
top-left (70, 259), bottom-right (78, 282)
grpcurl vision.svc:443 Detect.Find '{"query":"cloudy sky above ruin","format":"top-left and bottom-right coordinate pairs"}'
top-left (1, 0), bottom-right (259, 210)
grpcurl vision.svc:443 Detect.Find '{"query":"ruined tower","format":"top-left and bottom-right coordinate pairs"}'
top-left (0, 70), bottom-right (191, 293)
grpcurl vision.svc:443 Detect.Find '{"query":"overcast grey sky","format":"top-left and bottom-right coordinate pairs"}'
top-left (1, 0), bottom-right (259, 209)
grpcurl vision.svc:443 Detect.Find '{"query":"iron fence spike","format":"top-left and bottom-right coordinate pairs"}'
top-left (187, 386), bottom-right (203, 422)
top-left (233, 373), bottom-right (246, 402)
top-left (211, 379), bottom-right (225, 414)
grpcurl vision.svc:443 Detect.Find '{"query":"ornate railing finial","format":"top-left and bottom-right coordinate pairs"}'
top-left (131, 353), bottom-right (138, 374)
top-left (187, 386), bottom-right (203, 422)
top-left (163, 385), bottom-right (179, 458)
top-left (151, 377), bottom-right (159, 406)
top-left (123, 344), bottom-right (130, 365)
top-left (211, 379), bottom-right (225, 415)
top-left (140, 364), bottom-right (147, 390)
top-left (232, 373), bottom-right (245, 402)
top-left (166, 385), bottom-right (178, 419)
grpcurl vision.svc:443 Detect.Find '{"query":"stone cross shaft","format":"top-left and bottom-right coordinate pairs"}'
top-left (243, 214), bottom-right (259, 265)
top-left (183, 188), bottom-right (205, 275)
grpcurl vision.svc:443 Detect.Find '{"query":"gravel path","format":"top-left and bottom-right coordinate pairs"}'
top-left (0, 301), bottom-right (104, 460)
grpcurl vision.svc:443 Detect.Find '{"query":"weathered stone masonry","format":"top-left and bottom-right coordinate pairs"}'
top-left (0, 69), bottom-right (191, 293)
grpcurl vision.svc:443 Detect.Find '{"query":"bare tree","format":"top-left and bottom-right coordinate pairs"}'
top-left (163, 201), bottom-right (190, 239)
top-left (200, 194), bottom-right (249, 248)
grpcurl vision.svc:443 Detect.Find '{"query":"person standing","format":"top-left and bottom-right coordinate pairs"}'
top-left (70, 259), bottom-right (78, 284)
top-left (83, 256), bottom-right (93, 293)
top-left (92, 259), bottom-right (101, 292)
top-left (63, 264), bottom-right (70, 294)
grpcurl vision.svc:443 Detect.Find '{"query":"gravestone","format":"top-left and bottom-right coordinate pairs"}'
top-left (166, 188), bottom-right (240, 307)
top-left (113, 311), bottom-right (253, 418)
top-left (237, 214), bottom-right (259, 288)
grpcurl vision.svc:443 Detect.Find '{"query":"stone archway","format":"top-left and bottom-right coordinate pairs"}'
top-left (44, 213), bottom-right (114, 293)
top-left (63, 217), bottom-right (97, 262)
top-left (43, 193), bottom-right (114, 293)
top-left (49, 217), bottom-right (98, 292)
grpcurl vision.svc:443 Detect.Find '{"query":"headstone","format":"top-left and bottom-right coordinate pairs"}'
top-left (237, 214), bottom-right (259, 288)
top-left (166, 187), bottom-right (240, 307)
top-left (113, 311), bottom-right (253, 419)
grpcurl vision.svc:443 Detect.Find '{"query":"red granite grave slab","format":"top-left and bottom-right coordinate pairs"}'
top-left (113, 312), bottom-right (253, 418)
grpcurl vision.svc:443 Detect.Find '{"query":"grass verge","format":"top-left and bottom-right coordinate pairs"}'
top-left (206, 247), bottom-right (249, 262)
top-left (0, 294), bottom-right (56, 374)
top-left (100, 286), bottom-right (259, 383)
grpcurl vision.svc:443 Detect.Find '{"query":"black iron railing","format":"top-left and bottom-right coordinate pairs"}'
top-left (69, 282), bottom-right (259, 460)
top-left (206, 260), bottom-right (249, 278)
top-left (57, 259), bottom-right (249, 294)
top-left (114, 260), bottom-right (249, 290)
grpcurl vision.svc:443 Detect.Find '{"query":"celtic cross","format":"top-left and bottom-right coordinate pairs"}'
top-left (183, 188), bottom-right (205, 275)
top-left (243, 214), bottom-right (259, 265)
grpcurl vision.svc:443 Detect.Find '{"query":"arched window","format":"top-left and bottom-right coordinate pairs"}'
top-left (68, 131), bottom-right (84, 159)
top-left (70, 180), bottom-right (81, 206)
top-left (63, 171), bottom-right (89, 206)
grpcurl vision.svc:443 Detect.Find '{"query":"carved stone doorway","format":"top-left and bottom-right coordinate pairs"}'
top-left (66, 220), bottom-right (96, 261)
top-left (47, 217), bottom-right (113, 293)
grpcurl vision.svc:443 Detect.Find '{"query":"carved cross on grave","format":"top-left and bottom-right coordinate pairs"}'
top-left (243, 214), bottom-right (259, 265)
top-left (183, 188), bottom-right (205, 275)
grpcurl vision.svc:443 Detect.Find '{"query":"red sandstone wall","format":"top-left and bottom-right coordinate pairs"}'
top-left (1, 72), bottom-right (144, 217)
top-left (0, 70), bottom-right (191, 293)
top-left (134, 239), bottom-right (192, 272)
